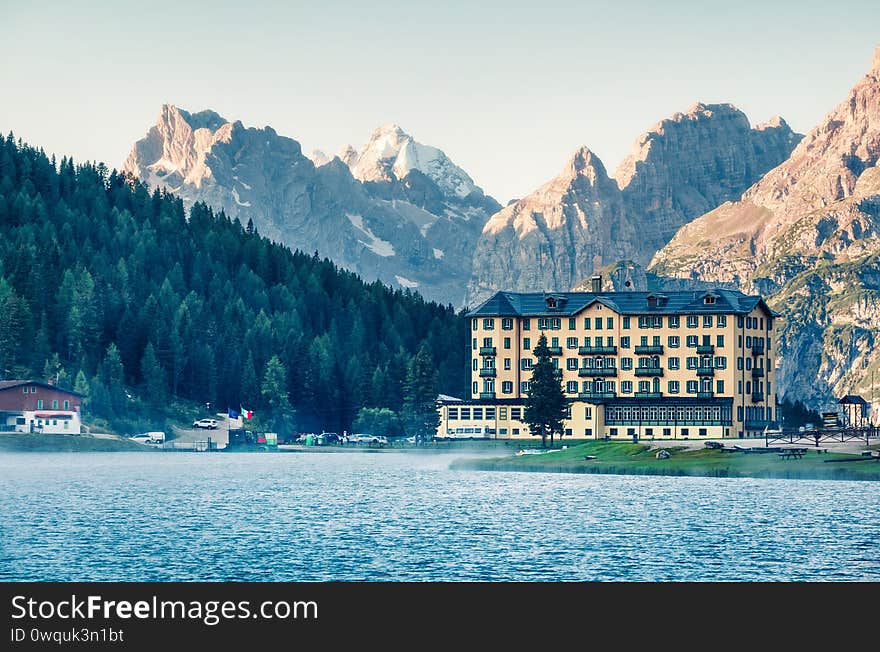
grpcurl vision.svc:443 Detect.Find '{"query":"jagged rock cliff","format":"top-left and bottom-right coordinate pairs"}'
top-left (123, 107), bottom-right (498, 307)
top-left (614, 103), bottom-right (802, 261)
top-left (650, 45), bottom-right (880, 405)
top-left (466, 103), bottom-right (800, 307)
top-left (466, 147), bottom-right (638, 306)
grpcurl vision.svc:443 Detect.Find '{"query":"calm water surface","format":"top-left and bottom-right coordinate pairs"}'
top-left (0, 451), bottom-right (877, 581)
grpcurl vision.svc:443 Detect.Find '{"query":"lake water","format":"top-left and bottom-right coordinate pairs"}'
top-left (1, 451), bottom-right (877, 581)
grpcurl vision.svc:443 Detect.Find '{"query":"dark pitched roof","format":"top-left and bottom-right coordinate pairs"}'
top-left (469, 289), bottom-right (779, 318)
top-left (838, 395), bottom-right (869, 405)
top-left (0, 380), bottom-right (83, 397)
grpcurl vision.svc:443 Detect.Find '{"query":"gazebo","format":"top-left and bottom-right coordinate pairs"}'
top-left (838, 395), bottom-right (870, 427)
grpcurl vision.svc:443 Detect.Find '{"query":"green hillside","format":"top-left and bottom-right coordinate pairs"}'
top-left (0, 133), bottom-right (469, 435)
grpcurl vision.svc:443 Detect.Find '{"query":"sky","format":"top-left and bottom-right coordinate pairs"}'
top-left (2, 0), bottom-right (879, 204)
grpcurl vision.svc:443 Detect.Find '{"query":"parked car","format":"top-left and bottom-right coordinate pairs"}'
top-left (318, 432), bottom-right (340, 445)
top-left (129, 433), bottom-right (159, 445)
top-left (350, 433), bottom-right (387, 445)
top-left (193, 418), bottom-right (218, 429)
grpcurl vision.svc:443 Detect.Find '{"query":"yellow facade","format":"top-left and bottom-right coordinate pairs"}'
top-left (439, 289), bottom-right (777, 441)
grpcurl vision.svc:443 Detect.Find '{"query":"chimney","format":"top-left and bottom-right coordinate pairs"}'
top-left (590, 275), bottom-right (602, 293)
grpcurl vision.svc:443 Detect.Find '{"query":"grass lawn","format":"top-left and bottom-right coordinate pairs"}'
top-left (0, 433), bottom-right (153, 452)
top-left (449, 441), bottom-right (880, 481)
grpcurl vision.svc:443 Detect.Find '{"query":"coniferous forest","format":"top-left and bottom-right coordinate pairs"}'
top-left (0, 134), bottom-right (470, 434)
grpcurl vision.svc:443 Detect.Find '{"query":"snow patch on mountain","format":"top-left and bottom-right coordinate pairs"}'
top-left (231, 187), bottom-right (251, 207)
top-left (346, 213), bottom-right (395, 257)
top-left (394, 275), bottom-right (419, 288)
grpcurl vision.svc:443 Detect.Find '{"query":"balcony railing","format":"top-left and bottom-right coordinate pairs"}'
top-left (634, 345), bottom-right (664, 354)
top-left (578, 391), bottom-right (617, 400)
top-left (634, 367), bottom-right (663, 377)
top-left (696, 391), bottom-right (715, 399)
top-left (479, 368), bottom-right (497, 377)
top-left (744, 420), bottom-right (774, 430)
top-left (751, 392), bottom-right (764, 402)
top-left (696, 367), bottom-right (715, 377)
top-left (546, 346), bottom-right (563, 356)
top-left (578, 367), bottom-right (617, 377)
top-left (751, 342), bottom-right (765, 355)
top-left (634, 392), bottom-right (663, 398)
top-left (479, 392), bottom-right (496, 400)
top-left (751, 367), bottom-right (765, 377)
top-left (696, 344), bottom-right (715, 354)
top-left (479, 347), bottom-right (496, 356)
top-left (579, 345), bottom-right (617, 355)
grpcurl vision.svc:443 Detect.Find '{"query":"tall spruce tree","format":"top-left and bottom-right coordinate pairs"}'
top-left (523, 333), bottom-right (567, 447)
top-left (402, 344), bottom-right (439, 441)
top-left (261, 354), bottom-right (295, 433)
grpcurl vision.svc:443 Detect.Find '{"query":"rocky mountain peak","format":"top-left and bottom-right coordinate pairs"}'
top-left (307, 149), bottom-right (331, 167)
top-left (872, 44), bottom-right (880, 75)
top-left (347, 123), bottom-right (479, 199)
top-left (123, 104), bottom-right (237, 190)
top-left (338, 144), bottom-right (359, 167)
top-left (649, 45), bottom-right (880, 406)
top-left (564, 146), bottom-right (605, 178)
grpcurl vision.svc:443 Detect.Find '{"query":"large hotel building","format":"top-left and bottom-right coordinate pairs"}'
top-left (438, 279), bottom-right (779, 441)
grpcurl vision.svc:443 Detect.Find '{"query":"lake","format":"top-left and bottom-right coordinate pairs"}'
top-left (0, 451), bottom-right (877, 581)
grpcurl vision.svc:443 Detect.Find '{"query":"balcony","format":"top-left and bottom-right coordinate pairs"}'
top-left (578, 391), bottom-right (617, 401)
top-left (546, 346), bottom-right (563, 356)
top-left (696, 367), bottom-right (715, 377)
top-left (696, 344), bottom-right (715, 354)
top-left (634, 345), bottom-right (664, 354)
top-left (696, 391), bottom-right (715, 399)
top-left (750, 341), bottom-right (765, 355)
top-left (579, 345), bottom-right (617, 355)
top-left (634, 392), bottom-right (662, 399)
top-left (479, 347), bottom-right (496, 356)
top-left (751, 392), bottom-right (764, 403)
top-left (478, 368), bottom-right (497, 378)
top-left (578, 367), bottom-right (617, 377)
top-left (479, 392), bottom-right (496, 400)
top-left (634, 367), bottom-right (663, 377)
top-left (751, 367), bottom-right (765, 378)
top-left (744, 420), bottom-right (774, 430)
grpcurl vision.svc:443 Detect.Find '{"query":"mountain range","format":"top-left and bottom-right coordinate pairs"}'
top-left (122, 44), bottom-right (880, 406)
top-left (124, 110), bottom-right (499, 307)
top-left (650, 45), bottom-right (880, 406)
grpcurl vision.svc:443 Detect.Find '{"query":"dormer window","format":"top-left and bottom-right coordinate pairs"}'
top-left (702, 292), bottom-right (719, 305)
top-left (544, 294), bottom-right (567, 311)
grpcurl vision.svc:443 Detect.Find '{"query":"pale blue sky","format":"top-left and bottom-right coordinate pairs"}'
top-left (2, 0), bottom-right (878, 203)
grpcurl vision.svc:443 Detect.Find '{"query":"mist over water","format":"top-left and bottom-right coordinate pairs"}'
top-left (1, 452), bottom-right (877, 581)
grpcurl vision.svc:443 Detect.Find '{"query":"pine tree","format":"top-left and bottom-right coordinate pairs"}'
top-left (401, 344), bottom-right (439, 441)
top-left (140, 343), bottom-right (166, 407)
top-left (74, 369), bottom-right (90, 410)
top-left (261, 354), bottom-right (294, 433)
top-left (523, 333), bottom-right (567, 447)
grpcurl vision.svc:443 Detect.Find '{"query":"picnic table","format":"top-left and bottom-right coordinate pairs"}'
top-left (778, 447), bottom-right (807, 459)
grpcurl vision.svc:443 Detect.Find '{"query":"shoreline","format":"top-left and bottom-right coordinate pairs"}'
top-left (449, 441), bottom-right (880, 482)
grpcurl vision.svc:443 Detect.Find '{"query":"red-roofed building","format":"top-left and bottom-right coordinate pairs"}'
top-left (0, 380), bottom-right (83, 434)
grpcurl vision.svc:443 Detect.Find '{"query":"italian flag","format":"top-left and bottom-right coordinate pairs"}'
top-left (241, 406), bottom-right (254, 420)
